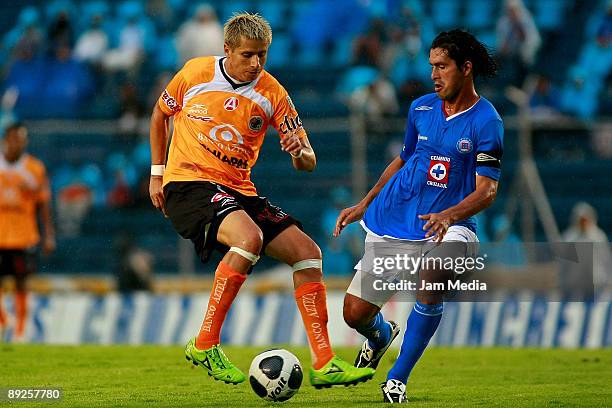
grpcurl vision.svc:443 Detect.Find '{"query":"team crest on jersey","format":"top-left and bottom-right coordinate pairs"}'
top-left (456, 138), bottom-right (473, 154)
top-left (224, 97), bottom-right (239, 111)
top-left (427, 156), bottom-right (450, 188)
top-left (248, 115), bottom-right (264, 132)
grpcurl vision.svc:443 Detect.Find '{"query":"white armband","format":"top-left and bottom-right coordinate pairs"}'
top-left (151, 165), bottom-right (165, 176)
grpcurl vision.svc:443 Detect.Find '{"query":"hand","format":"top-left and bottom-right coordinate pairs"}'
top-left (419, 212), bottom-right (452, 242)
top-left (42, 235), bottom-right (56, 255)
top-left (334, 203), bottom-right (366, 237)
top-left (149, 176), bottom-right (167, 217)
top-left (280, 133), bottom-right (303, 158)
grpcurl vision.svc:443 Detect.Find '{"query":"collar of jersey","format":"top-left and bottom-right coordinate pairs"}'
top-left (219, 57), bottom-right (257, 90)
top-left (444, 97), bottom-right (481, 121)
top-left (0, 152), bottom-right (27, 171)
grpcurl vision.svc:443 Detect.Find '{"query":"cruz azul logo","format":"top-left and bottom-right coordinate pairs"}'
top-left (427, 156), bottom-right (450, 188)
top-left (456, 137), bottom-right (473, 154)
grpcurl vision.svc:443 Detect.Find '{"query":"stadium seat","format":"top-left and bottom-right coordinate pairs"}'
top-left (219, 1), bottom-right (254, 24)
top-left (464, 0), bottom-right (497, 30)
top-left (255, 0), bottom-right (287, 31)
top-left (430, 0), bottom-right (459, 30)
top-left (331, 36), bottom-right (354, 67)
top-left (533, 0), bottom-right (565, 31)
top-left (266, 32), bottom-right (291, 69)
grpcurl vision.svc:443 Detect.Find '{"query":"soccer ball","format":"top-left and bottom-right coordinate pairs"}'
top-left (248, 349), bottom-right (303, 402)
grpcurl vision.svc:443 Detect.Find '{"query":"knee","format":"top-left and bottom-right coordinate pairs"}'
top-left (235, 227), bottom-right (264, 255)
top-left (297, 238), bottom-right (322, 262)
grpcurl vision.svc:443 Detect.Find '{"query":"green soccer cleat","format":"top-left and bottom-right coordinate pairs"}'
top-left (184, 338), bottom-right (245, 384)
top-left (309, 355), bottom-right (375, 389)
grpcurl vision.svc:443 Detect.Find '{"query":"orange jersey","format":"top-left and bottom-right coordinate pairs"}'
top-left (158, 56), bottom-right (306, 196)
top-left (0, 153), bottom-right (50, 249)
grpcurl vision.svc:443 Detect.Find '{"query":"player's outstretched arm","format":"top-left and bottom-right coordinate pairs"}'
top-left (280, 133), bottom-right (316, 172)
top-left (419, 175), bottom-right (498, 241)
top-left (333, 155), bottom-right (405, 236)
top-left (149, 103), bottom-right (171, 216)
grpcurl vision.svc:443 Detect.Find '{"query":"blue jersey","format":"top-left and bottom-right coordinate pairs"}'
top-left (362, 93), bottom-right (504, 240)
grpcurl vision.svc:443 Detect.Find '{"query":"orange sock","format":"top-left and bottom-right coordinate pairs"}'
top-left (196, 262), bottom-right (247, 350)
top-left (294, 281), bottom-right (334, 369)
top-left (15, 291), bottom-right (27, 336)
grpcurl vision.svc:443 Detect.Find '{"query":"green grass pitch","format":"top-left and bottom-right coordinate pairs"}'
top-left (1, 345), bottom-right (610, 407)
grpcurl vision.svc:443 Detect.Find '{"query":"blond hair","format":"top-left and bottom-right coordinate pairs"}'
top-left (224, 12), bottom-right (272, 49)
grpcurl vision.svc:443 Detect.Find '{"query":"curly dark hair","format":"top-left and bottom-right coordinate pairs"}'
top-left (431, 29), bottom-right (497, 79)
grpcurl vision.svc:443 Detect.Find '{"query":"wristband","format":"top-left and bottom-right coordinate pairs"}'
top-left (151, 165), bottom-right (165, 176)
top-left (290, 150), bottom-right (303, 159)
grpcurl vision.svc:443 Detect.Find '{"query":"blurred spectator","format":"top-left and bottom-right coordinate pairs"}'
top-left (107, 170), bottom-right (133, 208)
top-left (349, 76), bottom-right (399, 137)
top-left (118, 83), bottom-right (145, 138)
top-left (562, 202), bottom-right (612, 291)
top-left (496, 0), bottom-right (541, 86)
top-left (74, 14), bottom-right (109, 64)
top-left (47, 9), bottom-right (74, 54)
top-left (529, 74), bottom-right (561, 119)
top-left (592, 122), bottom-right (612, 159)
top-left (3, 6), bottom-right (43, 62)
top-left (596, 3), bottom-right (612, 48)
top-left (102, 16), bottom-right (145, 72)
top-left (44, 44), bottom-right (95, 118)
top-left (3, 47), bottom-right (45, 119)
top-left (0, 89), bottom-right (18, 130)
top-left (176, 3), bottom-right (224, 64)
top-left (56, 180), bottom-right (92, 237)
top-left (352, 18), bottom-right (387, 68)
top-left (115, 233), bottom-right (153, 292)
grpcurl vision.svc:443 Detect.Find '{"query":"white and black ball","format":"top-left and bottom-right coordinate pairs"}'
top-left (249, 349), bottom-right (303, 402)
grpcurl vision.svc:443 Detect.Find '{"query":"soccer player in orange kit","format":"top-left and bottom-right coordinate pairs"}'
top-left (149, 13), bottom-right (375, 388)
top-left (0, 123), bottom-right (55, 342)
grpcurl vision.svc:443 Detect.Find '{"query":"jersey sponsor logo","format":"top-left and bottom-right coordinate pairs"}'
top-left (415, 105), bottom-right (433, 111)
top-left (223, 97), bottom-right (239, 111)
top-left (188, 104), bottom-right (208, 115)
top-left (279, 113), bottom-right (303, 135)
top-left (198, 132), bottom-right (249, 155)
top-left (418, 134), bottom-right (428, 141)
top-left (248, 115), bottom-right (264, 132)
top-left (427, 156), bottom-right (450, 188)
top-left (202, 143), bottom-right (248, 169)
top-left (208, 123), bottom-right (244, 145)
top-left (186, 114), bottom-right (213, 122)
top-left (456, 138), bottom-right (473, 153)
top-left (161, 89), bottom-right (180, 112)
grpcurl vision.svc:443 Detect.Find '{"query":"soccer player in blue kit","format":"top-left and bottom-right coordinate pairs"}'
top-left (334, 30), bottom-right (503, 403)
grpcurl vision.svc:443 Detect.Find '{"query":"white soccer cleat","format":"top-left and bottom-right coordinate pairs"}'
top-left (381, 379), bottom-right (408, 403)
top-left (355, 320), bottom-right (400, 369)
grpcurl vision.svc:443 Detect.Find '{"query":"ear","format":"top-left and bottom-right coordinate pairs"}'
top-left (223, 43), bottom-right (230, 57)
top-left (462, 61), bottom-right (473, 77)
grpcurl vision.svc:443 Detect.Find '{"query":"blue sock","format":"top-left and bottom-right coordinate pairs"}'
top-left (387, 302), bottom-right (443, 383)
top-left (356, 312), bottom-right (392, 349)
